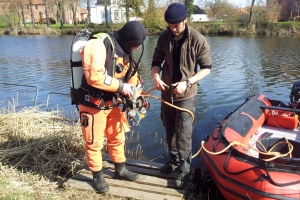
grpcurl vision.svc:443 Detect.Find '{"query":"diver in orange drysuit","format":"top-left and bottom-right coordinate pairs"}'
top-left (77, 21), bottom-right (147, 193)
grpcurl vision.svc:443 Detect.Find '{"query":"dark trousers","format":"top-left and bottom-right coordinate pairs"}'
top-left (161, 96), bottom-right (196, 174)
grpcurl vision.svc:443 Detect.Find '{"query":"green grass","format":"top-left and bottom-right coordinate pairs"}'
top-left (0, 177), bottom-right (8, 189)
top-left (274, 21), bottom-right (300, 28)
top-left (0, 15), bottom-right (13, 28)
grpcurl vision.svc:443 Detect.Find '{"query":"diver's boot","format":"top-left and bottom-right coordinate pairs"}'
top-left (114, 162), bottom-right (139, 181)
top-left (92, 169), bottom-right (109, 193)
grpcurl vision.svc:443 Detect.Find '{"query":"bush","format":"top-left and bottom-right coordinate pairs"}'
top-left (50, 19), bottom-right (56, 24)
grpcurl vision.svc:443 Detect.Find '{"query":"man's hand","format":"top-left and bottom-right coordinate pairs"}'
top-left (172, 81), bottom-right (187, 95)
top-left (153, 73), bottom-right (169, 91)
top-left (122, 83), bottom-right (133, 97)
top-left (151, 66), bottom-right (169, 91)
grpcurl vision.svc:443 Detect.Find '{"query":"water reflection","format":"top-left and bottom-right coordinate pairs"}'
top-left (0, 35), bottom-right (299, 166)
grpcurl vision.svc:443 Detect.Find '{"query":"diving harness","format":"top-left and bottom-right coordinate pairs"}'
top-left (69, 29), bottom-right (149, 126)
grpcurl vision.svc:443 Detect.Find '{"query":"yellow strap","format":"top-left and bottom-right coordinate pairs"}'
top-left (93, 33), bottom-right (115, 51)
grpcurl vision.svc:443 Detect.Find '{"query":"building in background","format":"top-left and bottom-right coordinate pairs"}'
top-left (91, 0), bottom-right (141, 24)
top-left (267, 0), bottom-right (300, 21)
top-left (190, 5), bottom-right (209, 22)
top-left (0, 0), bottom-right (87, 25)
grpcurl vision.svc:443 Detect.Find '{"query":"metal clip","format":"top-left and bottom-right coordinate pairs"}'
top-left (170, 86), bottom-right (174, 105)
top-left (85, 95), bottom-right (90, 102)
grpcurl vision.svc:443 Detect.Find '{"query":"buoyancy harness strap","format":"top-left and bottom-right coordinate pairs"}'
top-left (78, 85), bottom-right (121, 110)
top-left (93, 33), bottom-right (116, 77)
top-left (77, 33), bottom-right (133, 110)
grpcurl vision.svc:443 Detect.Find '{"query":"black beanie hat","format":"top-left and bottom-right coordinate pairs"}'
top-left (112, 21), bottom-right (146, 53)
top-left (164, 3), bottom-right (188, 24)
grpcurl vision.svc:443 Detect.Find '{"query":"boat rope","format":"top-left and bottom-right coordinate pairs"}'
top-left (197, 137), bottom-right (294, 162)
top-left (142, 88), bottom-right (294, 161)
top-left (142, 87), bottom-right (195, 122)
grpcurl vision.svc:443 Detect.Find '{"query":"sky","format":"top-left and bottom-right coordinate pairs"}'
top-left (228, 0), bottom-right (250, 7)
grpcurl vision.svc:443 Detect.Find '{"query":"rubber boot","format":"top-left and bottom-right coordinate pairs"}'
top-left (114, 162), bottom-right (139, 181)
top-left (92, 169), bottom-right (109, 193)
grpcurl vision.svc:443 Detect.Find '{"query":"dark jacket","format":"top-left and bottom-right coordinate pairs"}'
top-left (152, 25), bottom-right (211, 101)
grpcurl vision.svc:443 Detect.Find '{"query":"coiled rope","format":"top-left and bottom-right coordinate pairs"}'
top-left (142, 87), bottom-right (294, 161)
top-left (197, 137), bottom-right (293, 161)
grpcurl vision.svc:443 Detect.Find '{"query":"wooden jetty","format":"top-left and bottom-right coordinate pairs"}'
top-left (64, 154), bottom-right (189, 200)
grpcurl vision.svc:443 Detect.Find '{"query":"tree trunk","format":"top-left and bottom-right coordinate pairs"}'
top-left (19, 0), bottom-right (26, 27)
top-left (87, 0), bottom-right (91, 24)
top-left (125, 6), bottom-right (129, 22)
top-left (71, 3), bottom-right (77, 29)
top-left (29, 0), bottom-right (35, 27)
top-left (248, 0), bottom-right (255, 24)
top-left (104, 0), bottom-right (108, 26)
top-left (44, 0), bottom-right (50, 27)
top-left (55, 0), bottom-right (63, 28)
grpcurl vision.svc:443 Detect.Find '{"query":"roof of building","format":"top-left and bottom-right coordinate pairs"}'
top-left (80, 8), bottom-right (88, 14)
top-left (236, 8), bottom-right (249, 15)
top-left (96, 0), bottom-right (106, 4)
top-left (193, 5), bottom-right (207, 15)
top-left (22, 0), bottom-right (44, 4)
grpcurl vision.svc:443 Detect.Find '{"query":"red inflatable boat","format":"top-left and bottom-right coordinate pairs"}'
top-left (200, 81), bottom-right (300, 200)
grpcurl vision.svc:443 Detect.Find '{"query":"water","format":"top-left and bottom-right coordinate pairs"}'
top-left (0, 34), bottom-right (300, 168)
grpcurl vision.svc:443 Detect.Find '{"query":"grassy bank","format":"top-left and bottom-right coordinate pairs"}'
top-left (1, 18), bottom-right (300, 36)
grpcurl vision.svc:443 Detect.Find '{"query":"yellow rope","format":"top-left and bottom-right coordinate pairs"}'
top-left (143, 87), bottom-right (294, 162)
top-left (195, 137), bottom-right (294, 162)
top-left (142, 87), bottom-right (195, 121)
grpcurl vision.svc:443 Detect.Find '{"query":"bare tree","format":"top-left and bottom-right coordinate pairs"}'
top-left (19, 0), bottom-right (26, 27)
top-left (248, 0), bottom-right (255, 24)
top-left (29, 0), bottom-right (36, 27)
top-left (44, 0), bottom-right (50, 27)
top-left (266, 0), bottom-right (280, 22)
top-left (205, 0), bottom-right (231, 21)
top-left (55, 0), bottom-right (62, 28)
top-left (165, 0), bottom-right (184, 6)
top-left (119, 0), bottom-right (145, 22)
top-left (104, 0), bottom-right (109, 26)
top-left (86, 0), bottom-right (91, 24)
top-left (67, 0), bottom-right (80, 29)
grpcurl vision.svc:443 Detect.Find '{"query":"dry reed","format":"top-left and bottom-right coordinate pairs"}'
top-left (0, 103), bottom-right (86, 182)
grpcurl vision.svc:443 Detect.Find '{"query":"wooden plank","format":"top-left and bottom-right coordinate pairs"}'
top-left (102, 155), bottom-right (178, 179)
top-left (65, 156), bottom-right (189, 200)
top-left (102, 154), bottom-right (164, 169)
top-left (77, 168), bottom-right (180, 189)
top-left (65, 178), bottom-right (183, 200)
top-left (73, 170), bottom-right (184, 197)
top-left (102, 154), bottom-right (195, 175)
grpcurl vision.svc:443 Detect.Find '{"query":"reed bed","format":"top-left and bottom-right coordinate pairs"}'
top-left (0, 103), bottom-right (86, 182)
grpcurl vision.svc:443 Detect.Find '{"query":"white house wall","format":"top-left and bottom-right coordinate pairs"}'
top-left (110, 5), bottom-right (126, 23)
top-left (91, 1), bottom-right (138, 24)
top-left (191, 14), bottom-right (209, 22)
top-left (91, 6), bottom-right (112, 24)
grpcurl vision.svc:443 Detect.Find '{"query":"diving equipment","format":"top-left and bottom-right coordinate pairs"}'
top-left (126, 86), bottom-right (150, 126)
top-left (70, 29), bottom-right (91, 105)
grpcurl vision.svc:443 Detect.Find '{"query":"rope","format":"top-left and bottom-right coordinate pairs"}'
top-left (196, 137), bottom-right (294, 162)
top-left (142, 87), bottom-right (294, 161)
top-left (142, 87), bottom-right (195, 122)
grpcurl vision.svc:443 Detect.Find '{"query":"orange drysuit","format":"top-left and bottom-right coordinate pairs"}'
top-left (79, 38), bottom-right (139, 172)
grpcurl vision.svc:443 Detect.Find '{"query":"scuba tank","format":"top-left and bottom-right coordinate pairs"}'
top-left (70, 29), bottom-right (91, 105)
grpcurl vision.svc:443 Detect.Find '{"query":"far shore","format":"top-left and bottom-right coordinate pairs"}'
top-left (1, 22), bottom-right (300, 37)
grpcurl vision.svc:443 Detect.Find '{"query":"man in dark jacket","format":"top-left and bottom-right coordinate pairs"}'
top-left (151, 3), bottom-right (212, 189)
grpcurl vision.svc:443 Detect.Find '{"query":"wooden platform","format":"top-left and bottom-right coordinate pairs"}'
top-left (64, 154), bottom-right (187, 200)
